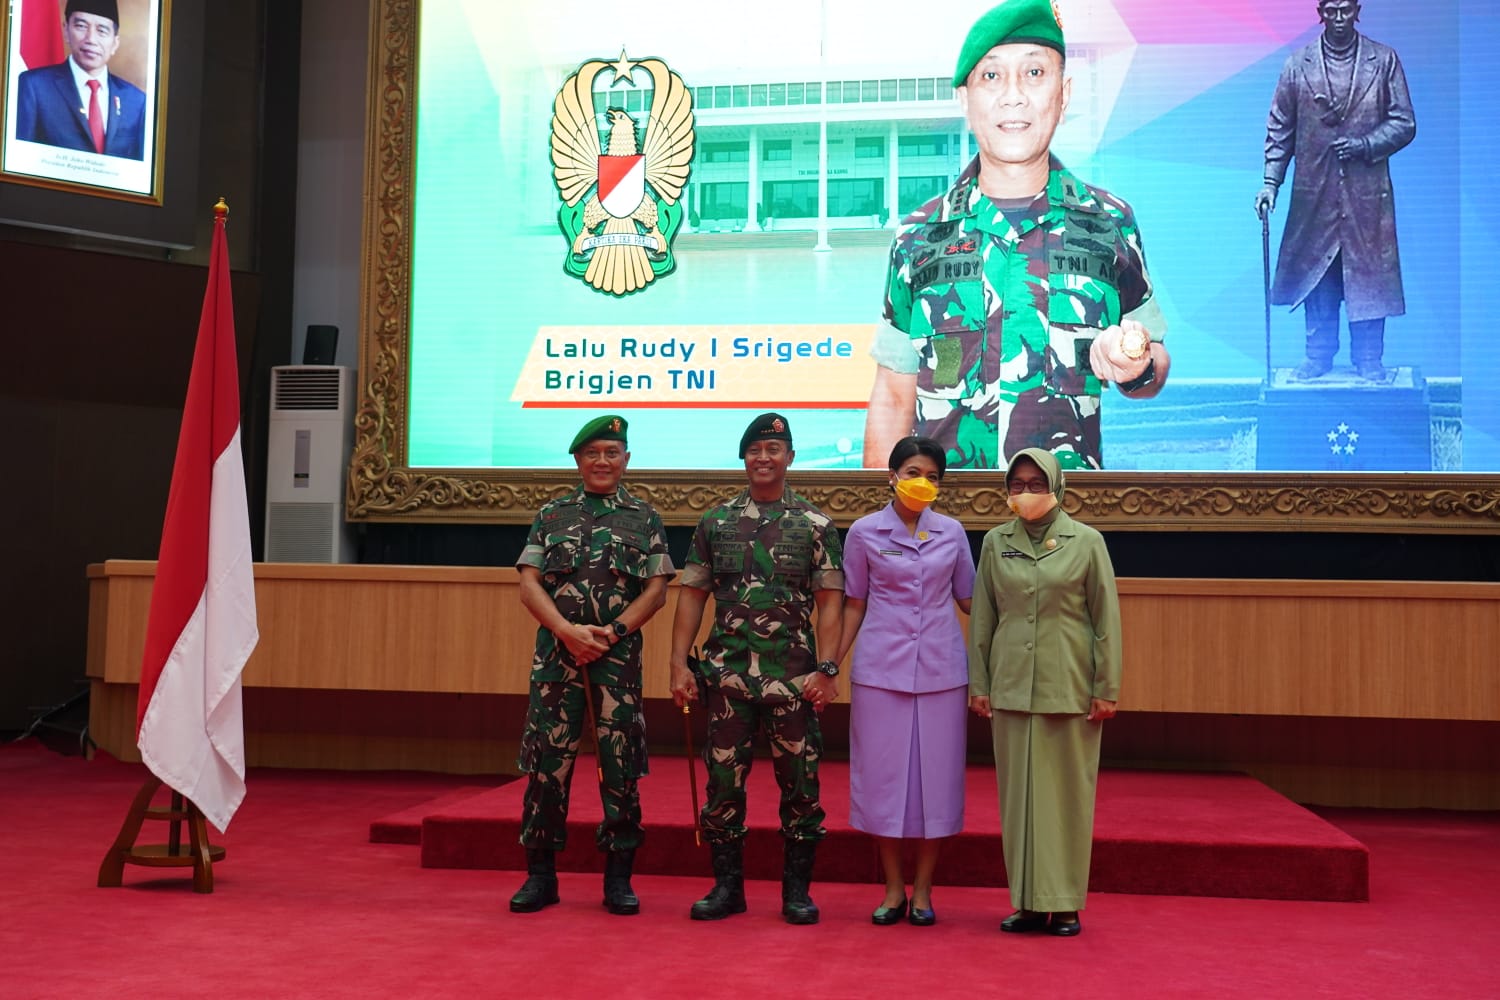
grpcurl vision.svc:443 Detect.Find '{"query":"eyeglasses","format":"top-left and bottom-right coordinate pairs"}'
top-left (579, 447), bottom-right (624, 462)
top-left (1007, 479), bottom-right (1050, 495)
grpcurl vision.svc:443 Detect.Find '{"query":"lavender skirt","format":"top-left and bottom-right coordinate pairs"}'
top-left (848, 682), bottom-right (967, 839)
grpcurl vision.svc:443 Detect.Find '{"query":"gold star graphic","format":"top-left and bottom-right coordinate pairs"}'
top-left (609, 49), bottom-right (638, 86)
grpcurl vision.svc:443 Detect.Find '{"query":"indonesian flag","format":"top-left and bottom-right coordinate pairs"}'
top-left (19, 0), bottom-right (66, 70)
top-left (135, 203), bottom-right (259, 832)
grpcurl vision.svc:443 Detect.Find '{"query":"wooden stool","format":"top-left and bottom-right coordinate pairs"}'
top-left (98, 775), bottom-right (226, 893)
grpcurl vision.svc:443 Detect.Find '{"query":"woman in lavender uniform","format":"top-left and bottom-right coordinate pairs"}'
top-left (837, 436), bottom-right (975, 926)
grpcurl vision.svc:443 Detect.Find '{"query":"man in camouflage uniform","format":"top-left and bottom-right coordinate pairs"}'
top-left (863, 0), bottom-right (1172, 471)
top-left (510, 414), bottom-right (674, 916)
top-left (669, 412), bottom-right (844, 924)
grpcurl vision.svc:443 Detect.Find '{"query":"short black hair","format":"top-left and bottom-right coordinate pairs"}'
top-left (887, 435), bottom-right (948, 478)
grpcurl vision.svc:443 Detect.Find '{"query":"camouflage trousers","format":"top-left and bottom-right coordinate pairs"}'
top-left (700, 686), bottom-right (826, 845)
top-left (516, 678), bottom-right (648, 852)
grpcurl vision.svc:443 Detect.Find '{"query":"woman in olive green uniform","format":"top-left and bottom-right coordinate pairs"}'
top-left (968, 447), bottom-right (1121, 937)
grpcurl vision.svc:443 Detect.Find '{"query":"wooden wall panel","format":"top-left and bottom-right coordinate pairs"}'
top-left (85, 562), bottom-right (1500, 806)
top-left (89, 564), bottom-right (1500, 719)
top-left (1114, 579), bottom-right (1500, 720)
top-left (85, 561), bottom-right (711, 697)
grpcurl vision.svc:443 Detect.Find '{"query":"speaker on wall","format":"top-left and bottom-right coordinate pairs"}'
top-left (303, 324), bottom-right (339, 366)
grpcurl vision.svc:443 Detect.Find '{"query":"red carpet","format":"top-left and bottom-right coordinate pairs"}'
top-left (367, 784), bottom-right (493, 845)
top-left (5, 739), bottom-right (1498, 999)
top-left (373, 757), bottom-right (1369, 901)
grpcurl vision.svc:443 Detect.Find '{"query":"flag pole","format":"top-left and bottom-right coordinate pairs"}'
top-left (100, 199), bottom-right (258, 892)
top-left (577, 660), bottom-right (606, 785)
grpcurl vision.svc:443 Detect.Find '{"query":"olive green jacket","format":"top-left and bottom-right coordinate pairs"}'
top-left (968, 509), bottom-right (1122, 713)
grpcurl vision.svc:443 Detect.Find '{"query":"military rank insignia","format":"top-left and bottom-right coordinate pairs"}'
top-left (550, 50), bottom-right (696, 296)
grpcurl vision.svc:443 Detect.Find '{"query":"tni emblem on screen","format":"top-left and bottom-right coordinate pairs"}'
top-left (551, 51), bottom-right (695, 296)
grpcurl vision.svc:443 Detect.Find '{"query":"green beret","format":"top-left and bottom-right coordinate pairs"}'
top-left (953, 0), bottom-right (1066, 87)
top-left (738, 412), bottom-right (792, 458)
top-left (568, 414), bottom-right (628, 454)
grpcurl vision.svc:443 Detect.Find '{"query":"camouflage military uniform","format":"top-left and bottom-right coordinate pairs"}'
top-left (515, 484), bottom-right (673, 851)
top-left (679, 487), bottom-right (844, 844)
top-left (872, 154), bottom-right (1166, 470)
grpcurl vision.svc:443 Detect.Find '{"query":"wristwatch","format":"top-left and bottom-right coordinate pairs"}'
top-left (815, 660), bottom-right (840, 678)
top-left (611, 621), bottom-right (629, 639)
top-left (1117, 356), bottom-right (1157, 394)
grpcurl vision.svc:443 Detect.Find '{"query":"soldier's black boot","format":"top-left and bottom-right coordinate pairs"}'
top-left (781, 839), bottom-right (820, 925)
top-left (689, 841), bottom-right (747, 920)
top-left (602, 849), bottom-right (640, 916)
top-left (509, 848), bottom-right (560, 913)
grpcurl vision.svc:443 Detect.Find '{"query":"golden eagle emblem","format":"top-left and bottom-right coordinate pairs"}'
top-left (551, 51), bottom-right (695, 296)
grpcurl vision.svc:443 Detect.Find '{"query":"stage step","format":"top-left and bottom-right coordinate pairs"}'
top-left (369, 786), bottom-right (495, 845)
top-left (370, 760), bottom-right (1368, 902)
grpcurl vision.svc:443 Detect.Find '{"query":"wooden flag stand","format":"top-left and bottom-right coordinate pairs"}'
top-left (98, 774), bottom-right (226, 893)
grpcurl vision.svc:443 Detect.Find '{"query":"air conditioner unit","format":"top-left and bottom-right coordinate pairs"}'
top-left (265, 365), bottom-right (357, 562)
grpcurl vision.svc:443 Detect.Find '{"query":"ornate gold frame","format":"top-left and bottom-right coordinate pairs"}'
top-left (349, 0), bottom-right (1500, 533)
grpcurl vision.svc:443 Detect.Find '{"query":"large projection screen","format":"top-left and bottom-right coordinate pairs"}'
top-left (351, 0), bottom-right (1500, 531)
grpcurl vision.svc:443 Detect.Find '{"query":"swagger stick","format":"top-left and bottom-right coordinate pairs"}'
top-left (682, 646), bottom-right (707, 846)
top-left (577, 661), bottom-right (605, 785)
top-left (682, 704), bottom-right (702, 846)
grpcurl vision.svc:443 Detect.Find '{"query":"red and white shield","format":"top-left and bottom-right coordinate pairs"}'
top-left (598, 155), bottom-right (645, 218)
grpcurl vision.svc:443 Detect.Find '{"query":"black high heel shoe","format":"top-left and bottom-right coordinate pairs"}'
top-left (907, 901), bottom-right (936, 926)
top-left (871, 897), bottom-right (908, 925)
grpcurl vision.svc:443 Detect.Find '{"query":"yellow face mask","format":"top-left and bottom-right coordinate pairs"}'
top-left (893, 476), bottom-right (939, 511)
top-left (1007, 492), bottom-right (1058, 521)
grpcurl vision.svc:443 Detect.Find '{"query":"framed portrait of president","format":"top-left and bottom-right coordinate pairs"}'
top-left (0, 0), bottom-right (169, 203)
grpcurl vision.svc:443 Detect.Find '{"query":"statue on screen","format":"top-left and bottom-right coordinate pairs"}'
top-left (1254, 1), bottom-right (1416, 382)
